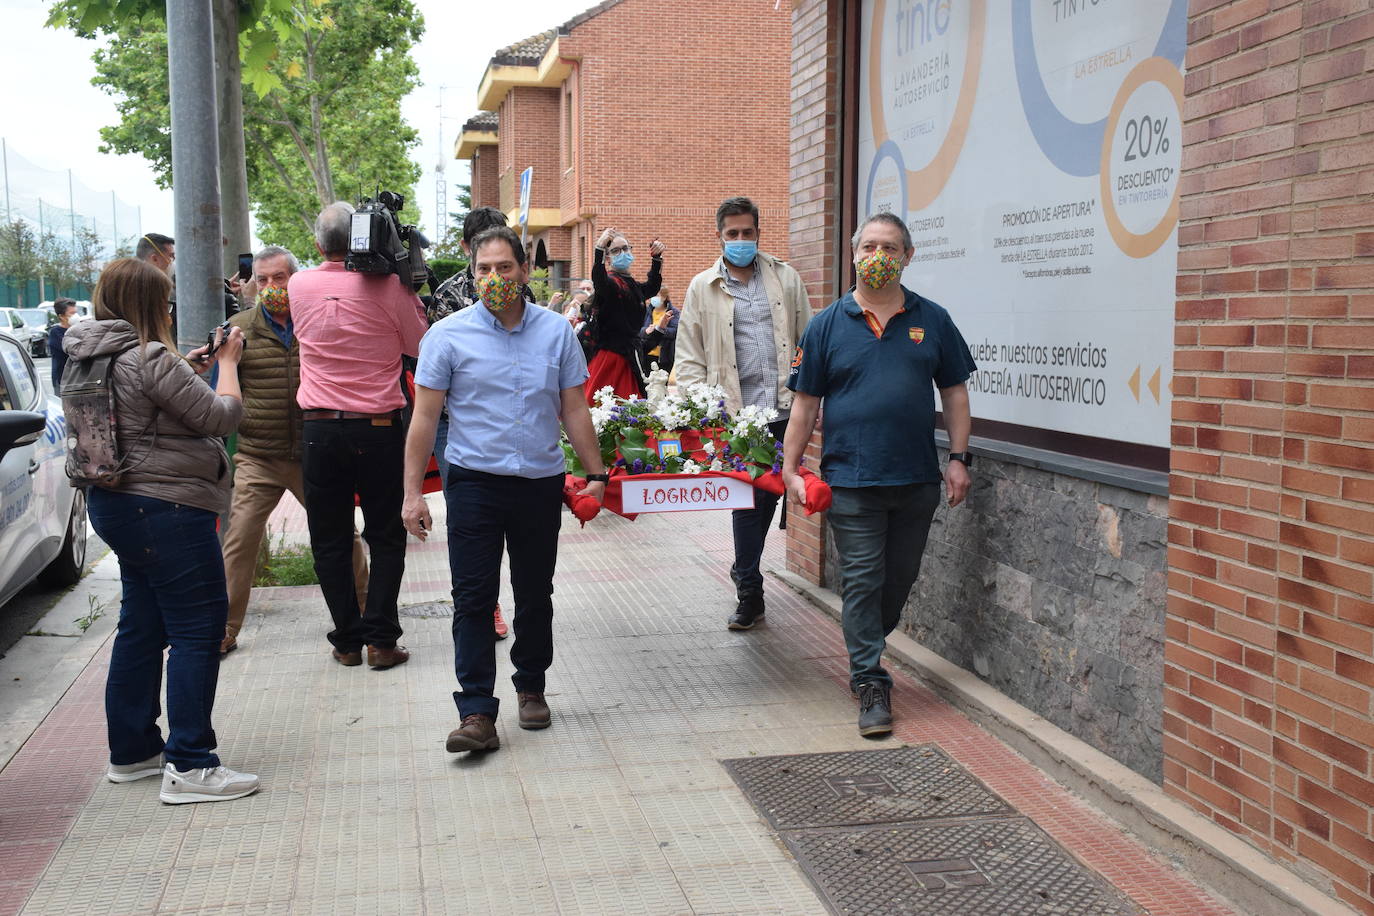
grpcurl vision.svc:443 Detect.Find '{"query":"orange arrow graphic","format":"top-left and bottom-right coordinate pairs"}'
top-left (1148, 367), bottom-right (1161, 403)
top-left (1128, 365), bottom-right (1141, 402)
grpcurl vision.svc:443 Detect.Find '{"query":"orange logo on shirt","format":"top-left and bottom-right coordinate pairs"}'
top-left (790, 346), bottom-right (803, 368)
top-left (909, 327), bottom-right (925, 344)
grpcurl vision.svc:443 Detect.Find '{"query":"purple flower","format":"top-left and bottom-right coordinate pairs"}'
top-left (631, 458), bottom-right (645, 474)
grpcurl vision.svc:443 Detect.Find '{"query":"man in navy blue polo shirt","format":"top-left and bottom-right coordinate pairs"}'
top-left (401, 226), bottom-right (608, 754)
top-left (782, 212), bottom-right (976, 737)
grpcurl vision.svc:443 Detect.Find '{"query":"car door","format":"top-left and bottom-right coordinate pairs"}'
top-left (0, 336), bottom-right (44, 595)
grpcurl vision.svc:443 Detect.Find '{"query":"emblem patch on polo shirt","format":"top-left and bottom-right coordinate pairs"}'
top-left (791, 346), bottom-right (804, 368)
top-left (909, 327), bottom-right (925, 344)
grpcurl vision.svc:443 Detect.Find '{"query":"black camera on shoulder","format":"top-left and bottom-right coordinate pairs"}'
top-left (345, 190), bottom-right (430, 292)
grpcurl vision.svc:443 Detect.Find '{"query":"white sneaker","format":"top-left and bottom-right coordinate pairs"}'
top-left (159, 764), bottom-right (260, 805)
top-left (107, 753), bottom-right (165, 783)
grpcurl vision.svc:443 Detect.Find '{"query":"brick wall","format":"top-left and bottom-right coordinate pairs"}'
top-left (497, 87), bottom-right (561, 215)
top-left (1170, 2), bottom-right (1374, 911)
top-left (556, 0), bottom-right (792, 298)
top-left (785, 0), bottom-right (845, 587)
top-left (470, 146), bottom-right (499, 211)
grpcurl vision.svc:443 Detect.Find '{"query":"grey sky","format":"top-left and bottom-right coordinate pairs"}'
top-left (1, 0), bottom-right (593, 252)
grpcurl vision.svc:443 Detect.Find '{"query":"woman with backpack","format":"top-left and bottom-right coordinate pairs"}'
top-left (61, 257), bottom-right (258, 805)
top-left (586, 225), bottom-right (664, 402)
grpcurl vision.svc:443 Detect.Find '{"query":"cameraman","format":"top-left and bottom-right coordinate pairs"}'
top-left (289, 202), bottom-right (429, 670)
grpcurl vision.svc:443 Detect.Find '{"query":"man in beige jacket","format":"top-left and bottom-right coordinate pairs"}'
top-left (677, 197), bottom-right (812, 630)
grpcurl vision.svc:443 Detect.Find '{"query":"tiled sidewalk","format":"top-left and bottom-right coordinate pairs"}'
top-left (0, 494), bottom-right (1239, 915)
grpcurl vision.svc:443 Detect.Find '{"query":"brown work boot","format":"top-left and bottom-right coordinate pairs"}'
top-left (517, 692), bottom-right (551, 730)
top-left (331, 647), bottom-right (362, 667)
top-left (367, 644), bottom-right (410, 670)
top-left (446, 714), bottom-right (499, 752)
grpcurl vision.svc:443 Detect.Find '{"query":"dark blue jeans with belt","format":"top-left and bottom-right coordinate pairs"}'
top-left (446, 466), bottom-right (563, 720)
top-left (87, 488), bottom-right (226, 770)
top-left (827, 482), bottom-right (942, 689)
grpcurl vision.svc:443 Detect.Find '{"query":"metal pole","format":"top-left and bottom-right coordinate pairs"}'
top-left (2, 138), bottom-right (10, 224)
top-left (68, 169), bottom-right (77, 243)
top-left (166, 0), bottom-right (223, 352)
top-left (111, 191), bottom-right (118, 258)
top-left (38, 199), bottom-right (46, 301)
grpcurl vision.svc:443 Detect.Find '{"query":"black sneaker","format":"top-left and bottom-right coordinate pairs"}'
top-left (727, 593), bottom-right (766, 630)
top-left (856, 682), bottom-right (892, 737)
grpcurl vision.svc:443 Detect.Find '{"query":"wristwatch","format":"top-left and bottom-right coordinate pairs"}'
top-left (947, 452), bottom-right (974, 469)
top-left (585, 473), bottom-right (610, 483)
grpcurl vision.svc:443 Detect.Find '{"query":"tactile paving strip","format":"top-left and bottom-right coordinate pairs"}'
top-left (723, 745), bottom-right (1010, 829)
top-left (783, 818), bottom-right (1140, 916)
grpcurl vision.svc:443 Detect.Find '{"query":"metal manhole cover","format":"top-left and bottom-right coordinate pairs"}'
top-left (399, 601), bottom-right (452, 618)
top-left (722, 746), bottom-right (1010, 829)
top-left (784, 818), bottom-right (1140, 915)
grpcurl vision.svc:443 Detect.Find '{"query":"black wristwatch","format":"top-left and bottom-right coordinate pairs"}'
top-left (947, 452), bottom-right (974, 469)
top-left (585, 473), bottom-right (610, 483)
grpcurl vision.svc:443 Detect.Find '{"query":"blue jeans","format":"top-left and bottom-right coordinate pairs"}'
top-left (446, 467), bottom-right (563, 720)
top-left (87, 488), bottom-right (227, 770)
top-left (827, 483), bottom-right (941, 688)
top-left (729, 419), bottom-right (789, 598)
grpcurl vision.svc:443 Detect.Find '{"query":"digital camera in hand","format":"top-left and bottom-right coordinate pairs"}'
top-left (345, 190), bottom-right (431, 292)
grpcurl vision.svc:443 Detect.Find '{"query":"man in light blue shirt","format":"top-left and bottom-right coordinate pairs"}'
top-left (403, 226), bottom-right (607, 754)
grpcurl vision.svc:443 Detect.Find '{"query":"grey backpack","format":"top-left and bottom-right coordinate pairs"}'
top-left (61, 344), bottom-right (147, 486)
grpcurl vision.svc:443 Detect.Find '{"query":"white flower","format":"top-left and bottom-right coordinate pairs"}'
top-left (680, 459), bottom-right (702, 474)
top-left (594, 386), bottom-right (618, 407)
top-left (702, 439), bottom-right (717, 456)
top-left (708, 457), bottom-right (726, 472)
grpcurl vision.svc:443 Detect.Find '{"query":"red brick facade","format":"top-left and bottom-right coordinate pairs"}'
top-left (459, 0), bottom-right (792, 296)
top-left (788, 0), bottom-right (1374, 911)
top-left (784, 0), bottom-right (847, 587)
top-left (1169, 2), bottom-right (1374, 911)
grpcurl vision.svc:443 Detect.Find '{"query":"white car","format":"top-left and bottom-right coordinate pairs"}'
top-left (0, 331), bottom-right (86, 607)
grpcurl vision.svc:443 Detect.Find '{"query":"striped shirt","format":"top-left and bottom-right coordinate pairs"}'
top-left (720, 261), bottom-right (776, 411)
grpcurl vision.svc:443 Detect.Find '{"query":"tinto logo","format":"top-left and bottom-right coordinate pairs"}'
top-left (896, 0), bottom-right (952, 55)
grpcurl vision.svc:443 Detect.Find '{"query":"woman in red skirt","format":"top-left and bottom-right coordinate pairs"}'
top-left (586, 225), bottom-right (663, 402)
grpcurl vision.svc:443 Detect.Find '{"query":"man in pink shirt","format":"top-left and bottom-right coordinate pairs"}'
top-left (290, 201), bottom-right (429, 670)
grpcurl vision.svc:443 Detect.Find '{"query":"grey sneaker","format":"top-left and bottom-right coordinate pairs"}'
top-left (159, 764), bottom-right (260, 805)
top-left (857, 682), bottom-right (893, 737)
top-left (107, 753), bottom-right (164, 783)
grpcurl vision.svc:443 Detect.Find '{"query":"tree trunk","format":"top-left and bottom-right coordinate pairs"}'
top-left (213, 0), bottom-right (252, 277)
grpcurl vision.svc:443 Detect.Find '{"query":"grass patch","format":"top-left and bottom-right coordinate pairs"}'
top-left (254, 526), bottom-right (319, 587)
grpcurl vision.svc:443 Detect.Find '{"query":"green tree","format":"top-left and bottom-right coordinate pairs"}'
top-left (37, 232), bottom-right (80, 296)
top-left (72, 226), bottom-right (106, 288)
top-left (0, 221), bottom-right (41, 305)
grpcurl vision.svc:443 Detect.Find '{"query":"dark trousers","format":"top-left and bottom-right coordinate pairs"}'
top-left (446, 466), bottom-right (563, 720)
top-left (302, 418), bottom-right (406, 652)
top-left (88, 488), bottom-right (226, 770)
top-left (827, 483), bottom-right (941, 688)
top-left (730, 418), bottom-right (789, 598)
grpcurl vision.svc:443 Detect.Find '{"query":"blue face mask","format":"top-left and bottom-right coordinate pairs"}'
top-left (611, 251), bottom-right (634, 272)
top-left (722, 240), bottom-right (757, 267)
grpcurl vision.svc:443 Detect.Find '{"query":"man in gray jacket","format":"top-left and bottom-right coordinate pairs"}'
top-left (677, 197), bottom-right (812, 630)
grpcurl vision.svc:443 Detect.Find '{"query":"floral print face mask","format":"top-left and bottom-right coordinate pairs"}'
top-left (855, 250), bottom-right (902, 290)
top-left (477, 273), bottom-right (522, 313)
top-left (257, 285), bottom-right (290, 316)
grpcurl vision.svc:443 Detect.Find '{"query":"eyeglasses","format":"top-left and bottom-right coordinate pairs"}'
top-left (608, 244), bottom-right (632, 255)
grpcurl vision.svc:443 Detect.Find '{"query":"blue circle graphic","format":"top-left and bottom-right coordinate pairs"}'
top-left (1012, 0), bottom-right (1186, 177)
top-left (865, 141), bottom-right (908, 218)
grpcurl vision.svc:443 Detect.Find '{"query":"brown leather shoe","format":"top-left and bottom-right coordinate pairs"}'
top-left (367, 644), bottom-right (410, 670)
top-left (446, 714), bottom-right (499, 752)
top-left (517, 692), bottom-right (551, 730)
top-left (331, 648), bottom-right (362, 667)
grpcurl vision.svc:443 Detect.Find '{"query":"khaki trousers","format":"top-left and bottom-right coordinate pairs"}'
top-left (222, 453), bottom-right (368, 639)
